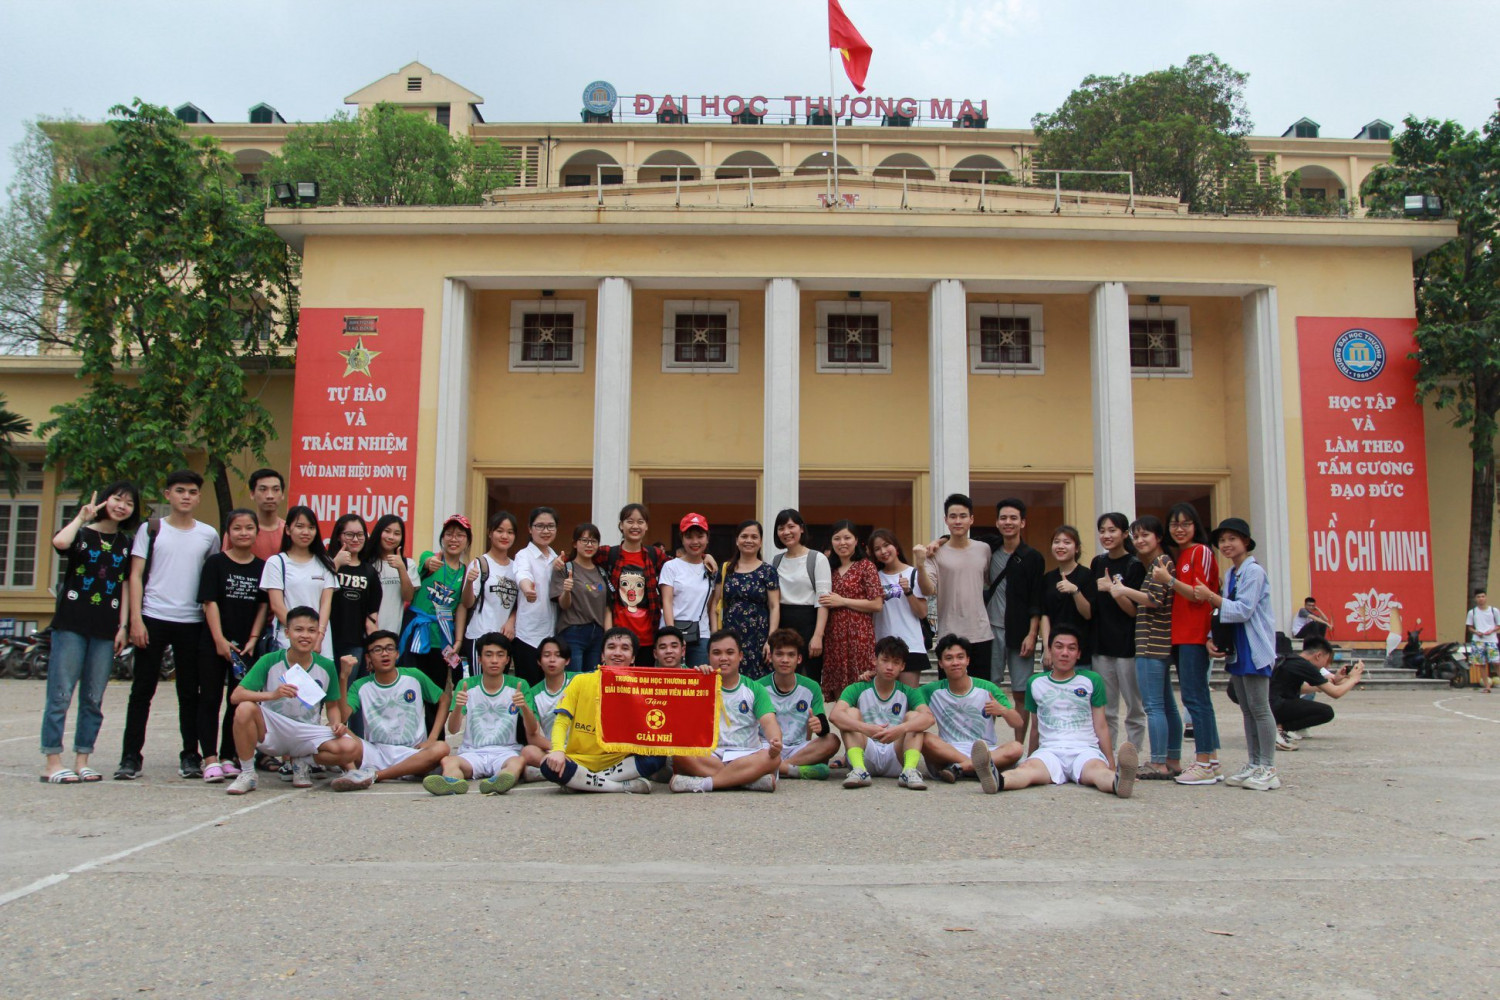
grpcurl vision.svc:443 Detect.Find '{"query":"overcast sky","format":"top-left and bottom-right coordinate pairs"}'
top-left (2, 0), bottom-right (1496, 192)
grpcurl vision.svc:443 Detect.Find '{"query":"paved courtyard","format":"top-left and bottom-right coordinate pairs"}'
top-left (0, 678), bottom-right (1494, 999)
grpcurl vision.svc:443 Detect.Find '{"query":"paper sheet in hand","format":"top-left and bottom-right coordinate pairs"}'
top-left (282, 663), bottom-right (327, 708)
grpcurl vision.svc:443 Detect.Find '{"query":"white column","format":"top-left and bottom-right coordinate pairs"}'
top-left (928, 279), bottom-right (969, 537)
top-left (433, 278), bottom-right (472, 542)
top-left (592, 277), bottom-right (633, 545)
top-left (1243, 287), bottom-right (1294, 631)
top-left (763, 278), bottom-right (800, 538)
top-left (1089, 281), bottom-right (1135, 517)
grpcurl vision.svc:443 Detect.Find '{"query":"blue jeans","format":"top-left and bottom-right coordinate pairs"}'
top-left (558, 623), bottom-right (604, 673)
top-left (1135, 655), bottom-right (1182, 764)
top-left (1174, 643), bottom-right (1219, 755)
top-left (42, 629), bottom-right (115, 755)
top-left (684, 636), bottom-right (709, 667)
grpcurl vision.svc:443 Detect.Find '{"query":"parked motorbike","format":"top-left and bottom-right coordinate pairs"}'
top-left (1415, 641), bottom-right (1469, 685)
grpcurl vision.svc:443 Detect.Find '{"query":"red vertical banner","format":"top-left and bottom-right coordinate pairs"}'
top-left (1296, 317), bottom-right (1435, 639)
top-left (288, 309), bottom-right (424, 531)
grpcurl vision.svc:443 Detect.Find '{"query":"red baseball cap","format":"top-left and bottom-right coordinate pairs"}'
top-left (679, 512), bottom-right (709, 534)
top-left (442, 514), bottom-right (472, 533)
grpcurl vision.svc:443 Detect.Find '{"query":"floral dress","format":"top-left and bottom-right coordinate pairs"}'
top-left (722, 562), bottom-right (779, 679)
top-left (822, 559), bottom-right (882, 701)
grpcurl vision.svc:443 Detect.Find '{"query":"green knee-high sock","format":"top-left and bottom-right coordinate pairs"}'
top-left (903, 748), bottom-right (921, 770)
top-left (847, 747), bottom-right (865, 771)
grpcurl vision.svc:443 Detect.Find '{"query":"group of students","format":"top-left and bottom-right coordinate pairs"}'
top-left (34, 467), bottom-right (1321, 796)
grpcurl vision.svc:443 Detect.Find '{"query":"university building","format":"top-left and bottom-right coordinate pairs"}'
top-left (0, 63), bottom-right (1481, 643)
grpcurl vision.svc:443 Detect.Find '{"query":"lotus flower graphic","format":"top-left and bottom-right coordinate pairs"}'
top-left (1344, 589), bottom-right (1401, 634)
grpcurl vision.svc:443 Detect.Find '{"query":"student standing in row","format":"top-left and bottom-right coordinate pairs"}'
top-left (196, 508), bottom-right (268, 782)
top-left (260, 506), bottom-right (337, 660)
top-left (363, 514), bottom-right (416, 635)
top-left (458, 511), bottom-right (521, 666)
top-left (403, 514), bottom-right (469, 727)
top-left (596, 504), bottom-right (669, 666)
top-left (1111, 515), bottom-right (1179, 779)
top-left (41, 483), bottom-right (139, 784)
top-left (869, 529), bottom-right (930, 688)
top-left (117, 470), bottom-right (222, 780)
top-left (552, 522), bottom-right (610, 672)
top-left (1039, 525), bottom-right (1095, 667)
top-left (328, 514), bottom-right (381, 673)
top-left (1154, 504), bottom-right (1223, 785)
top-left (915, 494), bottom-right (995, 681)
top-left (982, 498), bottom-right (1045, 745)
top-left (714, 519), bottom-right (780, 679)
top-left (772, 509), bottom-right (831, 684)
top-left (819, 520), bottom-right (883, 702)
top-left (1089, 512), bottom-right (1146, 755)
top-left (243, 468), bottom-right (286, 560)
top-left (660, 513), bottom-right (716, 668)
top-left (512, 506), bottom-right (560, 685)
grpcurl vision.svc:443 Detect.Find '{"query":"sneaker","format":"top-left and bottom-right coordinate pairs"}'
top-left (330, 767), bottom-right (376, 792)
top-left (479, 772), bottom-right (517, 795)
top-left (746, 772), bottom-right (777, 792)
top-left (971, 740), bottom-right (1000, 794)
top-left (1242, 766), bottom-right (1281, 791)
top-left (202, 763), bottom-right (225, 784)
top-left (423, 774), bottom-right (469, 796)
top-left (225, 771), bottom-right (257, 795)
top-left (619, 777), bottom-right (652, 794)
top-left (797, 763), bottom-right (831, 781)
top-left (113, 757), bottom-right (142, 781)
top-left (178, 753), bottom-right (203, 779)
top-left (277, 760), bottom-right (294, 782)
top-left (1288, 729), bottom-right (1307, 741)
top-left (937, 763), bottom-right (962, 784)
top-left (842, 768), bottom-right (872, 789)
top-left (670, 774), bottom-right (710, 793)
top-left (221, 760), bottom-right (241, 777)
top-left (1113, 742), bottom-right (1139, 799)
top-left (1223, 764), bottom-right (1257, 787)
top-left (1174, 762), bottom-right (1221, 785)
top-left (898, 768), bottom-right (927, 791)
top-left (523, 765), bottom-right (543, 783)
top-left (291, 758), bottom-right (313, 788)
top-left (1275, 732), bottom-right (1297, 752)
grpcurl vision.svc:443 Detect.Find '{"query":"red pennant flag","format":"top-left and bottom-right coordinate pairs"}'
top-left (828, 0), bottom-right (872, 94)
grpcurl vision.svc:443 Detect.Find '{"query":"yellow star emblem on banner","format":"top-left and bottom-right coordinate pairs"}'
top-left (338, 337), bottom-right (381, 377)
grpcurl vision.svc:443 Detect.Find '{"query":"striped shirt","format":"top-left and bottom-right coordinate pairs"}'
top-left (1134, 553), bottom-right (1174, 659)
top-left (1220, 556), bottom-right (1275, 677)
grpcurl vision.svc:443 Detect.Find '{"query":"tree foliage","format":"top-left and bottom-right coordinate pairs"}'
top-left (259, 102), bottom-right (516, 207)
top-left (1362, 112), bottom-right (1500, 595)
top-left (40, 100), bottom-right (298, 521)
top-left (1031, 54), bottom-right (1284, 213)
top-left (0, 394), bottom-right (33, 495)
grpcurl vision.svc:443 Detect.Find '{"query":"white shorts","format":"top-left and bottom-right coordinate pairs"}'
top-left (458, 745), bottom-right (520, 778)
top-left (258, 709), bottom-right (335, 759)
top-left (863, 738), bottom-right (902, 778)
top-left (1031, 745), bottom-right (1108, 785)
top-left (715, 743), bottom-right (767, 764)
top-left (360, 741), bottom-right (423, 773)
top-left (781, 740), bottom-right (833, 764)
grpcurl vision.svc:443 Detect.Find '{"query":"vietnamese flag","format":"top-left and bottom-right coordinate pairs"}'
top-left (828, 0), bottom-right (872, 94)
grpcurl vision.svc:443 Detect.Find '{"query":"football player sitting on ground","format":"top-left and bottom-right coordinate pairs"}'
top-left (973, 625), bottom-right (1138, 797)
top-left (539, 627), bottom-right (670, 793)
top-left (225, 606), bottom-right (356, 794)
top-left (330, 631), bottom-right (450, 791)
top-left (831, 636), bottom-right (934, 790)
top-left (425, 633), bottom-right (535, 796)
top-left (762, 629), bottom-right (838, 780)
top-left (920, 633), bottom-right (1025, 783)
top-left (671, 629), bottom-right (782, 793)
top-left (520, 635), bottom-right (578, 781)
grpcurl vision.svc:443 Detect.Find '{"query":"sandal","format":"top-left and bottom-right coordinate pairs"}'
top-left (41, 769), bottom-right (81, 784)
top-left (76, 767), bottom-right (103, 782)
top-left (1136, 766), bottom-right (1172, 780)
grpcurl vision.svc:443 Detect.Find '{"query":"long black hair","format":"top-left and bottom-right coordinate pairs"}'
top-left (1166, 501), bottom-right (1210, 555)
top-left (328, 512), bottom-right (369, 565)
top-left (362, 513), bottom-right (407, 563)
top-left (92, 480), bottom-right (142, 533)
top-left (1096, 511), bottom-right (1135, 556)
top-left (866, 528), bottom-right (908, 570)
top-left (282, 505), bottom-right (337, 573)
top-left (827, 519), bottom-right (869, 571)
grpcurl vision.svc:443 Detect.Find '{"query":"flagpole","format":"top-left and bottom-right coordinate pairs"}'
top-left (828, 48), bottom-right (840, 204)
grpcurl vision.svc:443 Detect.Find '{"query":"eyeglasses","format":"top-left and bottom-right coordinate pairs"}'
top-left (532, 522), bottom-right (557, 530)
top-left (341, 531), bottom-right (366, 540)
top-left (366, 644), bottom-right (398, 655)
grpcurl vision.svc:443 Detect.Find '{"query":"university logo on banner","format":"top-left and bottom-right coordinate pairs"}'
top-left (1296, 318), bottom-right (1434, 639)
top-left (288, 309), bottom-right (423, 528)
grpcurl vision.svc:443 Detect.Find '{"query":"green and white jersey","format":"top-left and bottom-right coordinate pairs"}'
top-left (348, 668), bottom-right (444, 747)
top-left (525, 673), bottom-right (579, 733)
top-left (457, 675), bottom-right (524, 751)
top-left (838, 680), bottom-right (926, 727)
top-left (758, 673), bottom-right (825, 745)
top-left (920, 677), bottom-right (1012, 747)
top-left (1023, 670), bottom-right (1107, 751)
top-left (718, 678), bottom-right (775, 751)
top-left (240, 651), bottom-right (339, 726)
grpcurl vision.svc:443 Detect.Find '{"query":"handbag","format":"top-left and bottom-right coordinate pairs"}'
top-left (676, 565), bottom-right (714, 643)
top-left (1210, 568), bottom-right (1236, 657)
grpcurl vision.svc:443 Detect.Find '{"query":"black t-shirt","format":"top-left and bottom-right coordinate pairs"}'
top-left (330, 562), bottom-right (382, 650)
top-left (53, 526), bottom-right (134, 640)
top-left (197, 552), bottom-right (267, 647)
top-left (1270, 656), bottom-right (1325, 703)
top-left (1089, 552), bottom-right (1145, 659)
top-left (1041, 565), bottom-right (1097, 664)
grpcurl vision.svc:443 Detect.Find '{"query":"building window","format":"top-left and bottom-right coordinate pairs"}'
top-left (662, 300), bottom-right (740, 372)
top-left (1128, 305), bottom-right (1192, 377)
top-left (435, 104), bottom-right (451, 128)
top-left (53, 500), bottom-right (80, 594)
top-left (509, 300), bottom-right (587, 372)
top-left (815, 301), bottom-right (892, 374)
top-left (0, 460), bottom-right (45, 590)
top-left (967, 303), bottom-right (1044, 374)
top-left (407, 76), bottom-right (422, 92)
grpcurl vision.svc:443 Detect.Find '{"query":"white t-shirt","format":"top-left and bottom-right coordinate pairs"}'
top-left (659, 558), bottom-right (714, 632)
top-left (1467, 605), bottom-right (1500, 645)
top-left (373, 556), bottom-right (419, 633)
top-left (874, 567), bottom-right (928, 651)
top-left (260, 552), bottom-right (338, 658)
top-left (131, 519), bottom-right (220, 623)
top-left (512, 543), bottom-right (558, 646)
top-left (465, 554), bottom-right (520, 639)
top-left (775, 550), bottom-right (831, 607)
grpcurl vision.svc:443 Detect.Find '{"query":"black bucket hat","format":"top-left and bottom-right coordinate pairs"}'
top-left (1209, 517), bottom-right (1257, 551)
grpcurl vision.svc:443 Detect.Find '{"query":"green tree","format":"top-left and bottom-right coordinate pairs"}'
top-left (1362, 112), bottom-right (1500, 598)
top-left (1031, 54), bottom-right (1284, 214)
top-left (259, 102), bottom-right (515, 207)
top-left (0, 394), bottom-right (34, 495)
top-left (41, 100), bottom-right (298, 522)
